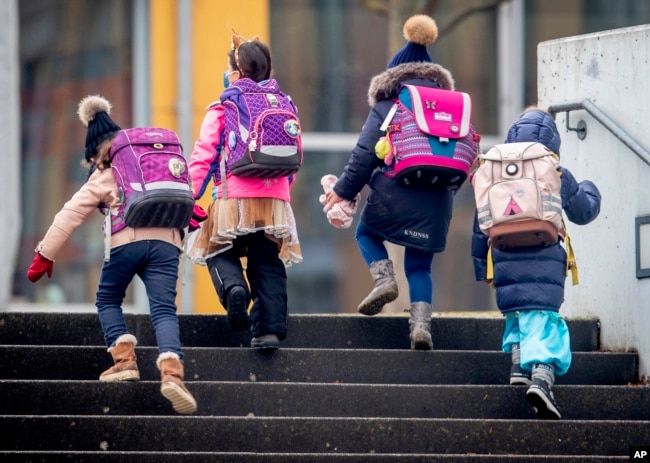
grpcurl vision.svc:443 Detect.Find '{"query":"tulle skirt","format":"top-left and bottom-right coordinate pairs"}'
top-left (186, 197), bottom-right (302, 267)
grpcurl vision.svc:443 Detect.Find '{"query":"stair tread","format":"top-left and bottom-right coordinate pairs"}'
top-left (0, 312), bottom-right (640, 461)
top-left (0, 345), bottom-right (636, 385)
top-left (2, 416), bottom-right (648, 455)
top-left (0, 450), bottom-right (630, 462)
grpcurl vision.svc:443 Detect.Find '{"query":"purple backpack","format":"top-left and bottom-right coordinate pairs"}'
top-left (219, 78), bottom-right (303, 179)
top-left (107, 127), bottom-right (194, 235)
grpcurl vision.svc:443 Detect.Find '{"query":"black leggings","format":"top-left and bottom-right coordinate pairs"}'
top-left (206, 231), bottom-right (288, 338)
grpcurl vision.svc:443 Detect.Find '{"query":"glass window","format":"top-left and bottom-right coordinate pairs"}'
top-left (14, 0), bottom-right (649, 312)
top-left (17, 0), bottom-right (133, 305)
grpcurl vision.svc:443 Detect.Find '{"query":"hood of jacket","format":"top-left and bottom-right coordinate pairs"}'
top-left (367, 62), bottom-right (455, 106)
top-left (505, 109), bottom-right (561, 155)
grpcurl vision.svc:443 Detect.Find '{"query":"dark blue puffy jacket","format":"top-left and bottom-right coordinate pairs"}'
top-left (333, 62), bottom-right (460, 253)
top-left (471, 109), bottom-right (601, 313)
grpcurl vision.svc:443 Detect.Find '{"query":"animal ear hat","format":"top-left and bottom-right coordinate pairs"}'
top-left (387, 14), bottom-right (439, 69)
top-left (230, 29), bottom-right (262, 68)
top-left (77, 95), bottom-right (121, 161)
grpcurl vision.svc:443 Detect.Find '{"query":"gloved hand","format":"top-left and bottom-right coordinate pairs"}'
top-left (27, 253), bottom-right (54, 283)
top-left (318, 174), bottom-right (359, 229)
top-left (189, 204), bottom-right (208, 232)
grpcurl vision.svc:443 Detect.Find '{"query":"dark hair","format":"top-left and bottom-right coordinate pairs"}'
top-left (229, 40), bottom-right (272, 82)
top-left (93, 137), bottom-right (114, 171)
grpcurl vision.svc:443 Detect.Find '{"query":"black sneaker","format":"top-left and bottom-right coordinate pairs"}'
top-left (251, 334), bottom-right (280, 350)
top-left (226, 286), bottom-right (250, 331)
top-left (526, 378), bottom-right (561, 419)
top-left (510, 364), bottom-right (532, 386)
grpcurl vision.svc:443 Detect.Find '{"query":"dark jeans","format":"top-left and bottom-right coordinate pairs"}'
top-left (206, 231), bottom-right (288, 339)
top-left (355, 220), bottom-right (435, 304)
top-left (95, 240), bottom-right (183, 359)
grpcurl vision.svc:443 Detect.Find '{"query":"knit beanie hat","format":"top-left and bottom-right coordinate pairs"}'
top-left (387, 14), bottom-right (439, 69)
top-left (77, 95), bottom-right (121, 161)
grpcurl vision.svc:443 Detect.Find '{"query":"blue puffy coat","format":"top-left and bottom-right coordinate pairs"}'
top-left (471, 109), bottom-right (602, 313)
top-left (333, 62), bottom-right (460, 253)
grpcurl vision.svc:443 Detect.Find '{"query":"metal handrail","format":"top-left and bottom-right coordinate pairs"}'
top-left (548, 99), bottom-right (650, 167)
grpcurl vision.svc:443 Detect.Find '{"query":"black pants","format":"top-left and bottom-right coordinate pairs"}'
top-left (206, 231), bottom-right (288, 339)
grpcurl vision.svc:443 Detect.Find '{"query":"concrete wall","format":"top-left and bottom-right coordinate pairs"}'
top-left (0, 0), bottom-right (20, 309)
top-left (538, 25), bottom-right (650, 379)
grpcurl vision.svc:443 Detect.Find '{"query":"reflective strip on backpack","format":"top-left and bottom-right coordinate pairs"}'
top-left (128, 181), bottom-right (191, 191)
top-left (542, 194), bottom-right (563, 214)
top-left (259, 145), bottom-right (299, 156)
top-left (380, 103), bottom-right (399, 132)
top-left (104, 214), bottom-right (112, 262)
top-left (477, 204), bottom-right (492, 227)
top-left (220, 149), bottom-right (228, 200)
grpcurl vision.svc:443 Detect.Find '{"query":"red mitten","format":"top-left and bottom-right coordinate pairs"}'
top-left (189, 204), bottom-right (208, 232)
top-left (27, 253), bottom-right (54, 283)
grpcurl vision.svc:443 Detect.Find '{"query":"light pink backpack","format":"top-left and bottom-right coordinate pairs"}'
top-left (471, 141), bottom-right (563, 249)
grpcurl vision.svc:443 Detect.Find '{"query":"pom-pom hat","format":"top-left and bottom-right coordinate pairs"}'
top-left (387, 14), bottom-right (439, 69)
top-left (77, 95), bottom-right (122, 161)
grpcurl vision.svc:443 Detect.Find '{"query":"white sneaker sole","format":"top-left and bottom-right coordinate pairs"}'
top-left (161, 382), bottom-right (197, 414)
top-left (99, 370), bottom-right (140, 382)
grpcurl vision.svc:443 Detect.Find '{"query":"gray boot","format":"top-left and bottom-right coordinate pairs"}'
top-left (408, 302), bottom-right (433, 350)
top-left (357, 259), bottom-right (399, 315)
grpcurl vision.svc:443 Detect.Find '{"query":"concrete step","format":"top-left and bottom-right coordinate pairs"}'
top-left (1, 416), bottom-right (648, 455)
top-left (0, 346), bottom-right (637, 385)
top-left (0, 451), bottom-right (631, 463)
top-left (0, 312), bottom-right (600, 351)
top-left (2, 380), bottom-right (649, 420)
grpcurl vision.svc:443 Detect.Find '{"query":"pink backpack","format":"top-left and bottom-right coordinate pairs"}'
top-left (377, 85), bottom-right (479, 190)
top-left (471, 141), bottom-right (563, 249)
top-left (106, 128), bottom-right (194, 238)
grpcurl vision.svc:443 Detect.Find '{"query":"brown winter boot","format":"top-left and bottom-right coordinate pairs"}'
top-left (99, 334), bottom-right (140, 382)
top-left (157, 353), bottom-right (197, 414)
top-left (357, 259), bottom-right (399, 316)
top-left (408, 302), bottom-right (433, 350)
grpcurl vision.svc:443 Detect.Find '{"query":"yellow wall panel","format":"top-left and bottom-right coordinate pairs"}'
top-left (190, 0), bottom-right (268, 313)
top-left (150, 0), bottom-right (178, 129)
top-left (150, 1), bottom-right (268, 313)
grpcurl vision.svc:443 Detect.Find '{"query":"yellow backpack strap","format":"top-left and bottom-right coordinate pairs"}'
top-left (487, 245), bottom-right (494, 280)
top-left (562, 220), bottom-right (579, 285)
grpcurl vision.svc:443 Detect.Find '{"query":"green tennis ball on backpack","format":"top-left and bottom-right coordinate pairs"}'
top-left (375, 137), bottom-right (392, 160)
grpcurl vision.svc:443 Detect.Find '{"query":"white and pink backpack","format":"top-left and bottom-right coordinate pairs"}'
top-left (471, 141), bottom-right (564, 249)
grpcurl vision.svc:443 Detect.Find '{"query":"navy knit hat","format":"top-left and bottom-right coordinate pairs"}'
top-left (77, 95), bottom-right (122, 161)
top-left (387, 14), bottom-right (438, 69)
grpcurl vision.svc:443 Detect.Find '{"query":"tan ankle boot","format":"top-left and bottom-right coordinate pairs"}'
top-left (357, 259), bottom-right (399, 316)
top-left (99, 334), bottom-right (140, 382)
top-left (157, 353), bottom-right (197, 414)
top-left (408, 302), bottom-right (433, 350)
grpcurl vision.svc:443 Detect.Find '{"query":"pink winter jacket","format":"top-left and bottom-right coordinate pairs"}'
top-left (36, 167), bottom-right (183, 261)
top-left (188, 103), bottom-right (292, 201)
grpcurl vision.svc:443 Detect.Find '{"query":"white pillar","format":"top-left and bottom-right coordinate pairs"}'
top-left (497, 0), bottom-right (525, 138)
top-left (0, 0), bottom-right (20, 310)
top-left (538, 25), bottom-right (650, 377)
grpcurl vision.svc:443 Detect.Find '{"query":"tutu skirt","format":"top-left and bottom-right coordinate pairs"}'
top-left (186, 197), bottom-right (302, 267)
